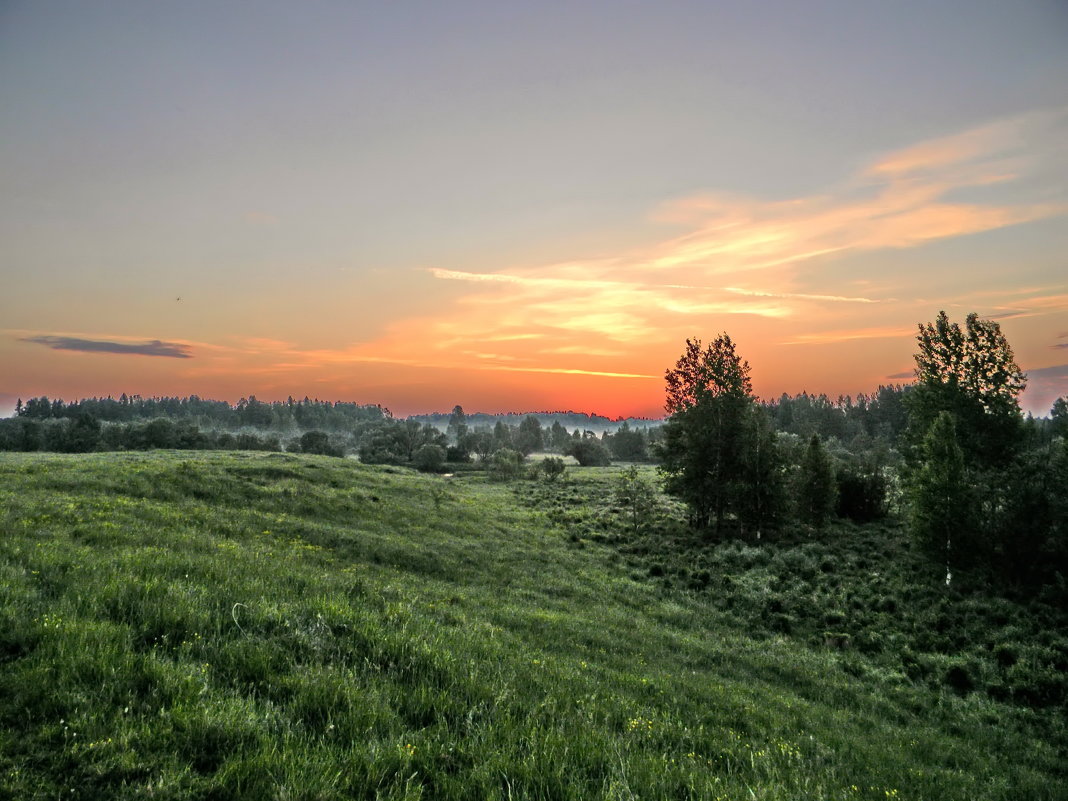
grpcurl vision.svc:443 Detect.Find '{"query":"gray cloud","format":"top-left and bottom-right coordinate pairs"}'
top-left (984, 309), bottom-right (1033, 320)
top-left (1022, 362), bottom-right (1068, 416)
top-left (1027, 363), bottom-right (1068, 379)
top-left (886, 370), bottom-right (915, 379)
top-left (1051, 342), bottom-right (1068, 350)
top-left (21, 336), bottom-right (193, 358)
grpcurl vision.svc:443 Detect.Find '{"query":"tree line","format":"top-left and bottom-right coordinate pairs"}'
top-left (354, 407), bottom-right (659, 472)
top-left (4, 310), bottom-right (1067, 589)
top-left (12, 394), bottom-right (387, 431)
top-left (655, 313), bottom-right (1068, 587)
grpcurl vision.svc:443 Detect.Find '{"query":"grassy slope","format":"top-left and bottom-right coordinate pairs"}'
top-left (0, 452), bottom-right (1062, 800)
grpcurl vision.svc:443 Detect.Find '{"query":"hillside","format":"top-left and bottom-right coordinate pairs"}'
top-left (0, 452), bottom-right (1064, 800)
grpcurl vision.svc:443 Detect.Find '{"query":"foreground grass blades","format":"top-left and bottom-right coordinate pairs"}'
top-left (0, 452), bottom-right (1064, 799)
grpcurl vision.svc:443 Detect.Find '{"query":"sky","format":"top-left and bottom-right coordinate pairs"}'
top-left (2, 0), bottom-right (1067, 418)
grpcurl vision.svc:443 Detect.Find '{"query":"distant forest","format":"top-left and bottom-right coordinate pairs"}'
top-left (2, 382), bottom-right (1064, 460)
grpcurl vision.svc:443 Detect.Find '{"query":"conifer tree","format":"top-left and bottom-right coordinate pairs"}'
top-left (734, 405), bottom-right (783, 538)
top-left (797, 434), bottom-right (836, 528)
top-left (910, 412), bottom-right (974, 582)
top-left (1051, 397), bottom-right (1068, 440)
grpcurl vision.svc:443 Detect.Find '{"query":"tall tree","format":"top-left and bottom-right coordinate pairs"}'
top-left (796, 434), bottom-right (836, 528)
top-left (907, 311), bottom-right (1026, 467)
top-left (515, 415), bottom-right (543, 456)
top-left (492, 420), bottom-right (513, 451)
top-left (1051, 397), bottom-right (1068, 440)
top-left (659, 335), bottom-right (756, 533)
top-left (734, 405), bottom-right (783, 538)
top-left (909, 412), bottom-right (974, 583)
top-left (549, 420), bottom-right (571, 452)
top-left (664, 335), bottom-right (752, 413)
top-left (607, 421), bottom-right (648, 461)
top-left (447, 405), bottom-right (468, 443)
top-left (460, 430), bottom-right (494, 462)
top-left (905, 311), bottom-right (1031, 578)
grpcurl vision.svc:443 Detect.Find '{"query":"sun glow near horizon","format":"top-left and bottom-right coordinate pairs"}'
top-left (2, 3), bottom-right (1067, 418)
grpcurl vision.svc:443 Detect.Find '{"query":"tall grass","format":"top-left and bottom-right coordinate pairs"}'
top-left (0, 452), bottom-right (1063, 799)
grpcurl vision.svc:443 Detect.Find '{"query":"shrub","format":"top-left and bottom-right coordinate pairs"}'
top-left (413, 444), bottom-right (446, 473)
top-left (566, 439), bottom-right (611, 467)
top-left (993, 642), bottom-right (1018, 668)
top-left (613, 466), bottom-right (658, 533)
top-left (488, 449), bottom-right (524, 481)
top-left (836, 462), bottom-right (889, 522)
top-left (944, 660), bottom-right (975, 695)
top-left (300, 431), bottom-right (343, 457)
top-left (445, 445), bottom-right (470, 463)
top-left (540, 457), bottom-right (566, 482)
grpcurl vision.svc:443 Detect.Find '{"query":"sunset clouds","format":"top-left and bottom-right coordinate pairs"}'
top-left (316, 110), bottom-right (1068, 404)
top-left (8, 108), bottom-right (1067, 417)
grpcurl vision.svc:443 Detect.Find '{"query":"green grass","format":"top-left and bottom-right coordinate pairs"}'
top-left (514, 468), bottom-right (1068, 710)
top-left (0, 452), bottom-right (1064, 800)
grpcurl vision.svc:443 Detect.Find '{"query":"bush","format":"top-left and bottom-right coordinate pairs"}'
top-left (413, 444), bottom-right (446, 473)
top-left (488, 448), bottom-right (524, 481)
top-left (143, 418), bottom-right (178, 449)
top-left (614, 466), bottom-right (658, 533)
top-left (993, 642), bottom-right (1018, 668)
top-left (566, 439), bottom-right (611, 467)
top-left (540, 457), bottom-right (566, 482)
top-left (445, 445), bottom-right (470, 463)
top-left (836, 462), bottom-right (889, 522)
top-left (300, 430), bottom-right (343, 457)
top-left (944, 660), bottom-right (975, 695)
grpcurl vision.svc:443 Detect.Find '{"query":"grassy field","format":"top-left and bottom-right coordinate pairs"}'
top-left (0, 451), bottom-right (1064, 800)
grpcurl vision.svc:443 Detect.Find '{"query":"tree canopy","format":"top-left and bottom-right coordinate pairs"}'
top-left (664, 335), bottom-right (752, 414)
top-left (659, 334), bottom-right (775, 533)
top-left (907, 311), bottom-right (1026, 467)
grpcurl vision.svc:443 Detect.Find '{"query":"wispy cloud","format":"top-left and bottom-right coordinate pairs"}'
top-left (405, 108), bottom-right (1068, 372)
top-left (865, 109), bottom-right (1061, 178)
top-left (724, 287), bottom-right (882, 304)
top-left (21, 336), bottom-right (193, 358)
top-left (886, 370), bottom-right (916, 380)
top-left (177, 339), bottom-right (655, 382)
top-left (781, 326), bottom-right (914, 346)
top-left (39, 110), bottom-right (1060, 400)
top-left (484, 365), bottom-right (656, 379)
top-left (974, 293), bottom-right (1068, 321)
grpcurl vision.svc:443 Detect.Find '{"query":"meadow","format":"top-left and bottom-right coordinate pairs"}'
top-left (0, 451), bottom-right (1064, 800)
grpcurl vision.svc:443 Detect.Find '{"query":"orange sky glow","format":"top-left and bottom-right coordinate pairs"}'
top-left (3, 4), bottom-right (1067, 419)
